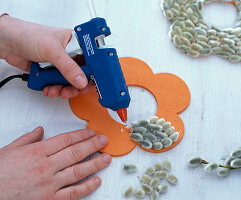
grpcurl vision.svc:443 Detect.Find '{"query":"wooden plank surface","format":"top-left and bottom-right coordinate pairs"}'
top-left (0, 0), bottom-right (241, 199)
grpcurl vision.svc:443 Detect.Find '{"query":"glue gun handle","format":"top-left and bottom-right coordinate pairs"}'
top-left (27, 62), bottom-right (92, 91)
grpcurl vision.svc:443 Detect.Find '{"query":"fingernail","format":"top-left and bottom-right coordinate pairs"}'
top-left (32, 126), bottom-right (42, 132)
top-left (102, 154), bottom-right (111, 164)
top-left (86, 129), bottom-right (95, 137)
top-left (75, 75), bottom-right (87, 89)
top-left (61, 94), bottom-right (68, 99)
top-left (43, 90), bottom-right (47, 96)
top-left (94, 177), bottom-right (101, 186)
top-left (99, 135), bottom-right (108, 145)
top-left (44, 87), bottom-right (49, 96)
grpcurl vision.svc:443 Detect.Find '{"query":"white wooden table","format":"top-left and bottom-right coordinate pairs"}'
top-left (0, 0), bottom-right (241, 199)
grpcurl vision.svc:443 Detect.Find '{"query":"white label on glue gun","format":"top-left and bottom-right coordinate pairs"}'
top-left (83, 34), bottom-right (95, 56)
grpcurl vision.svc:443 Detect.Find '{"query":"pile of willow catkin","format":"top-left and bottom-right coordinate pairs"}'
top-left (129, 116), bottom-right (179, 151)
top-left (123, 160), bottom-right (178, 200)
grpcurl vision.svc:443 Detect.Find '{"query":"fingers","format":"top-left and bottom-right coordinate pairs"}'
top-left (60, 83), bottom-right (95, 98)
top-left (42, 129), bottom-right (96, 156)
top-left (43, 85), bottom-right (63, 98)
top-left (55, 176), bottom-right (101, 200)
top-left (3, 126), bottom-right (44, 150)
top-left (43, 86), bottom-right (51, 97)
top-left (78, 83), bottom-right (95, 94)
top-left (43, 83), bottom-right (94, 99)
top-left (47, 46), bottom-right (88, 89)
top-left (49, 135), bottom-right (108, 171)
top-left (60, 86), bottom-right (80, 99)
top-left (43, 85), bottom-right (78, 99)
top-left (55, 153), bottom-right (112, 188)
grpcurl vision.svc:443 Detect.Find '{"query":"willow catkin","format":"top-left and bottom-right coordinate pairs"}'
top-left (139, 140), bottom-right (152, 149)
top-left (163, 160), bottom-right (172, 171)
top-left (123, 164), bottom-right (137, 173)
top-left (154, 170), bottom-right (167, 179)
top-left (155, 131), bottom-right (168, 140)
top-left (150, 177), bottom-right (160, 188)
top-left (141, 184), bottom-right (153, 195)
top-left (224, 156), bottom-right (233, 166)
top-left (132, 127), bottom-right (147, 134)
top-left (204, 163), bottom-right (219, 172)
top-left (145, 133), bottom-right (158, 143)
top-left (152, 142), bottom-right (163, 150)
top-left (150, 190), bottom-right (159, 200)
top-left (138, 120), bottom-right (149, 126)
top-left (140, 174), bottom-right (151, 183)
top-left (188, 157), bottom-right (203, 167)
top-left (146, 167), bottom-right (156, 176)
top-left (166, 174), bottom-right (178, 185)
top-left (135, 189), bottom-right (145, 199)
top-left (157, 184), bottom-right (168, 194)
top-left (147, 123), bottom-right (162, 131)
top-left (217, 168), bottom-right (230, 177)
top-left (165, 126), bottom-right (175, 135)
top-left (169, 132), bottom-right (179, 142)
top-left (149, 116), bottom-right (159, 124)
top-left (230, 149), bottom-right (241, 159)
top-left (162, 122), bottom-right (172, 130)
top-left (154, 162), bottom-right (162, 171)
top-left (130, 133), bottom-right (143, 142)
top-left (230, 158), bottom-right (241, 168)
top-left (124, 187), bottom-right (133, 197)
top-left (155, 118), bottom-right (165, 125)
top-left (161, 137), bottom-right (173, 148)
top-left (130, 121), bottom-right (141, 128)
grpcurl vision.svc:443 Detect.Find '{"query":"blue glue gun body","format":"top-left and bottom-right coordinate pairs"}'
top-left (28, 18), bottom-right (130, 111)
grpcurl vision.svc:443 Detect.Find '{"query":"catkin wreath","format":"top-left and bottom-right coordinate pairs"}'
top-left (161, 0), bottom-right (241, 62)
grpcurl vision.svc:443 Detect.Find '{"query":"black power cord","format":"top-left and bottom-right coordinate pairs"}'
top-left (0, 73), bottom-right (29, 88)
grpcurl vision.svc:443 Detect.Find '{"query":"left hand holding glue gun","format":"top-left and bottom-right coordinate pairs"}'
top-left (0, 15), bottom-right (90, 99)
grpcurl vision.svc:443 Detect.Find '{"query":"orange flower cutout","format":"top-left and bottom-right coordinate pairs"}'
top-left (70, 57), bottom-right (190, 156)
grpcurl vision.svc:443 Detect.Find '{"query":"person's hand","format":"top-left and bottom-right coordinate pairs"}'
top-left (0, 127), bottom-right (112, 200)
top-left (0, 15), bottom-right (90, 99)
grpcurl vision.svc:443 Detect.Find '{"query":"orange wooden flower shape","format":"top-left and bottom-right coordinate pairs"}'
top-left (70, 57), bottom-right (190, 156)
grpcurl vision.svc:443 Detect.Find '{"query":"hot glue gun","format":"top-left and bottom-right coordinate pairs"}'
top-left (28, 17), bottom-right (130, 122)
top-left (0, 1), bottom-right (131, 122)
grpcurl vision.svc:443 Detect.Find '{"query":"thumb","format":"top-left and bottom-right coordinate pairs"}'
top-left (3, 126), bottom-right (44, 150)
top-left (48, 46), bottom-right (88, 89)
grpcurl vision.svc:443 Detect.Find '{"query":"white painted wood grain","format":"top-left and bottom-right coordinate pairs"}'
top-left (0, 0), bottom-right (241, 199)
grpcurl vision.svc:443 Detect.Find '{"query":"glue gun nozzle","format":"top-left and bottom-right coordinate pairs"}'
top-left (117, 108), bottom-right (127, 123)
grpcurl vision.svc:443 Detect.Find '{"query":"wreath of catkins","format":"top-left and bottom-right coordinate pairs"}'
top-left (161, 0), bottom-right (241, 62)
